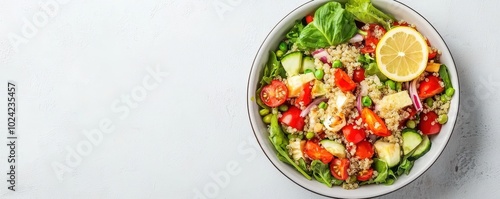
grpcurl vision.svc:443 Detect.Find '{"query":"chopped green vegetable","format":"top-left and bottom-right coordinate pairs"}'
top-left (279, 104), bottom-right (289, 112)
top-left (304, 69), bottom-right (314, 74)
top-left (259, 109), bottom-right (270, 116)
top-left (425, 98), bottom-right (434, 107)
top-left (297, 2), bottom-right (358, 49)
top-left (396, 82), bottom-right (402, 91)
top-left (333, 60), bottom-right (343, 68)
top-left (365, 62), bottom-right (388, 81)
top-left (362, 96), bottom-right (372, 107)
top-left (345, 0), bottom-right (396, 30)
top-left (310, 160), bottom-right (333, 187)
top-left (315, 69), bottom-right (325, 80)
top-left (269, 114), bottom-right (311, 180)
top-left (446, 87), bottom-right (455, 97)
top-left (439, 64), bottom-right (453, 90)
top-left (298, 158), bottom-right (311, 175)
top-left (440, 95), bottom-right (449, 102)
top-left (306, 132), bottom-right (315, 140)
top-left (279, 42), bottom-right (288, 52)
top-left (286, 20), bottom-right (305, 43)
top-left (276, 50), bottom-right (284, 58)
top-left (438, 114), bottom-right (448, 124)
top-left (385, 80), bottom-right (396, 90)
top-left (263, 114), bottom-right (273, 124)
top-left (406, 120), bottom-right (416, 129)
top-left (318, 102), bottom-right (328, 109)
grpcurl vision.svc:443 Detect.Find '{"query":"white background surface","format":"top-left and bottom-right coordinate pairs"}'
top-left (0, 0), bottom-right (498, 198)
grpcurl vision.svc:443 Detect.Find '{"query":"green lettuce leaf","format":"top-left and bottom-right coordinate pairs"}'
top-left (297, 1), bottom-right (358, 49)
top-left (310, 160), bottom-right (333, 187)
top-left (346, 0), bottom-right (395, 30)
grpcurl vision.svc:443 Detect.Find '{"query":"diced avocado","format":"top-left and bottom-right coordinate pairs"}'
top-left (374, 140), bottom-right (401, 168)
top-left (320, 139), bottom-right (346, 158)
top-left (286, 73), bottom-right (315, 97)
top-left (281, 51), bottom-right (303, 77)
top-left (401, 128), bottom-right (423, 155)
top-left (311, 80), bottom-right (327, 97)
top-left (301, 56), bottom-right (316, 73)
top-left (411, 135), bottom-right (431, 159)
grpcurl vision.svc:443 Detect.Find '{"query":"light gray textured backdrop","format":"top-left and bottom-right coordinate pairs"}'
top-left (0, 0), bottom-right (498, 198)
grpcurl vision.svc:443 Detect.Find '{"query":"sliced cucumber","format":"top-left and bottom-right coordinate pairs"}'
top-left (411, 135), bottom-right (431, 159)
top-left (374, 140), bottom-right (401, 168)
top-left (402, 128), bottom-right (423, 155)
top-left (281, 51), bottom-right (303, 77)
top-left (320, 140), bottom-right (346, 158)
top-left (301, 56), bottom-right (316, 73)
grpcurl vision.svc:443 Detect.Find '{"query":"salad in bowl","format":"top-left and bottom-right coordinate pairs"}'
top-left (248, 0), bottom-right (459, 197)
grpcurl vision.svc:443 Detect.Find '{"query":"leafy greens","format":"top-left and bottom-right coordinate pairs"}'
top-left (345, 0), bottom-right (396, 30)
top-left (269, 114), bottom-right (312, 180)
top-left (310, 160), bottom-right (333, 187)
top-left (297, 1), bottom-right (358, 49)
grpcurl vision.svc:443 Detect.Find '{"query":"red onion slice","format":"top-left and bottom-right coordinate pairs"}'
top-left (300, 97), bottom-right (328, 117)
top-left (312, 49), bottom-right (330, 65)
top-left (356, 94), bottom-right (363, 114)
top-left (409, 78), bottom-right (423, 112)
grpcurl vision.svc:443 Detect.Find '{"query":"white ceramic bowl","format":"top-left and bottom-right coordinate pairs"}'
top-left (247, 0), bottom-right (459, 198)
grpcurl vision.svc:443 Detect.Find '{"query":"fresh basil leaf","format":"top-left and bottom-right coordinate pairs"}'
top-left (439, 64), bottom-right (453, 90)
top-left (386, 169), bottom-right (397, 185)
top-left (298, 2), bottom-right (358, 49)
top-left (269, 114), bottom-right (312, 180)
top-left (298, 158), bottom-right (312, 175)
top-left (373, 158), bottom-right (389, 183)
top-left (286, 20), bottom-right (305, 43)
top-left (345, 0), bottom-right (395, 30)
top-left (311, 160), bottom-right (333, 187)
top-left (332, 178), bottom-right (344, 186)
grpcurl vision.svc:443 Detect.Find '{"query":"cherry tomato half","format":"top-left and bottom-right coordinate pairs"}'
top-left (355, 141), bottom-right (374, 159)
top-left (353, 68), bottom-right (365, 83)
top-left (305, 14), bottom-right (314, 24)
top-left (294, 83), bottom-right (312, 108)
top-left (330, 158), bottom-right (350, 180)
top-left (279, 106), bottom-right (305, 131)
top-left (334, 69), bottom-right (356, 92)
top-left (304, 141), bottom-right (333, 164)
top-left (418, 76), bottom-right (444, 99)
top-left (342, 124), bottom-right (366, 144)
top-left (357, 168), bottom-right (374, 181)
top-left (361, 108), bottom-right (391, 137)
top-left (418, 111), bottom-right (442, 135)
top-left (260, 80), bottom-right (288, 107)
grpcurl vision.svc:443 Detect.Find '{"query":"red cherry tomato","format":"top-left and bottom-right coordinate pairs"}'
top-left (361, 108), bottom-right (391, 137)
top-left (334, 69), bottom-right (356, 92)
top-left (305, 15), bottom-right (314, 24)
top-left (428, 51), bottom-right (437, 60)
top-left (357, 168), bottom-right (374, 181)
top-left (355, 141), bottom-right (374, 159)
top-left (353, 68), bottom-right (366, 83)
top-left (304, 141), bottom-right (334, 164)
top-left (294, 83), bottom-right (312, 108)
top-left (418, 76), bottom-right (445, 99)
top-left (360, 24), bottom-right (386, 54)
top-left (279, 106), bottom-right (305, 131)
top-left (418, 111), bottom-right (442, 135)
top-left (342, 124), bottom-right (366, 144)
top-left (330, 158), bottom-right (350, 180)
top-left (260, 80), bottom-right (288, 107)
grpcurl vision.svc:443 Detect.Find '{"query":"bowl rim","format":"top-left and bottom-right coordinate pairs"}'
top-left (246, 0), bottom-right (460, 198)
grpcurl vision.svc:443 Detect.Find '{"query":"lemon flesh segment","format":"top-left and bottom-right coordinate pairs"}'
top-left (375, 27), bottom-right (428, 82)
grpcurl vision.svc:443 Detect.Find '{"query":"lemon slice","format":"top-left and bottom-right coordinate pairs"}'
top-left (375, 26), bottom-right (428, 82)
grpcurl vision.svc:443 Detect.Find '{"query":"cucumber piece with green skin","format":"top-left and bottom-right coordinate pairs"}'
top-left (320, 139), bottom-right (346, 158)
top-left (411, 135), bottom-right (431, 159)
top-left (374, 140), bottom-right (401, 168)
top-left (281, 51), bottom-right (303, 77)
top-left (402, 128), bottom-right (423, 155)
top-left (301, 56), bottom-right (316, 73)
